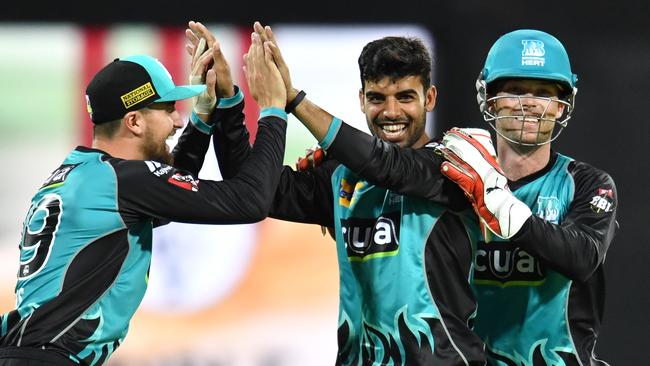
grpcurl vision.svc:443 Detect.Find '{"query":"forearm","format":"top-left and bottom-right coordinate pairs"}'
top-left (212, 96), bottom-right (251, 179)
top-left (292, 95), bottom-right (334, 143)
top-left (172, 118), bottom-right (211, 176)
top-left (268, 160), bottom-right (338, 226)
top-left (173, 87), bottom-right (245, 177)
top-left (224, 113), bottom-right (287, 220)
top-left (512, 215), bottom-right (614, 281)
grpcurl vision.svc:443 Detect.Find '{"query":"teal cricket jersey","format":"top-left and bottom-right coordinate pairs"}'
top-left (472, 153), bottom-right (618, 366)
top-left (0, 110), bottom-right (287, 365)
top-left (332, 165), bottom-right (485, 365)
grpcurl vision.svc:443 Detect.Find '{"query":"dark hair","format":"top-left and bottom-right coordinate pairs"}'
top-left (93, 118), bottom-right (122, 139)
top-left (358, 36), bottom-right (432, 91)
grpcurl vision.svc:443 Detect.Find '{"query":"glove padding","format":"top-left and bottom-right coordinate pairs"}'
top-left (294, 146), bottom-right (334, 239)
top-left (437, 128), bottom-right (532, 240)
top-left (190, 37), bottom-right (217, 114)
top-left (295, 145), bottom-right (326, 172)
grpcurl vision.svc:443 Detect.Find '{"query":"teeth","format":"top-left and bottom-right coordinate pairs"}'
top-left (382, 124), bottom-right (406, 132)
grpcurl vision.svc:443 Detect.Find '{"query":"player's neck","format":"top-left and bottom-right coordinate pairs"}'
top-left (496, 137), bottom-right (551, 181)
top-left (92, 136), bottom-right (144, 161)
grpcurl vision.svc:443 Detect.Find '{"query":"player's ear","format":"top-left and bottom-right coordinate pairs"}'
top-left (123, 111), bottom-right (145, 137)
top-left (556, 101), bottom-right (566, 117)
top-left (425, 85), bottom-right (437, 112)
top-left (359, 88), bottom-right (366, 113)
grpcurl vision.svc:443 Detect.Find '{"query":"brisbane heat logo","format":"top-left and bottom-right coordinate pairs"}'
top-left (341, 212), bottom-right (400, 262)
top-left (521, 39), bottom-right (546, 67)
top-left (474, 241), bottom-right (545, 286)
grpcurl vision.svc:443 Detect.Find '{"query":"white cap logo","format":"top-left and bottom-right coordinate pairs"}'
top-left (521, 40), bottom-right (545, 67)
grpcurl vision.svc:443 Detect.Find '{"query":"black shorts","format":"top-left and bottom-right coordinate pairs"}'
top-left (0, 346), bottom-right (76, 366)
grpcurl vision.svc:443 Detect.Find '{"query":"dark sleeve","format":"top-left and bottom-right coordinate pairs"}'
top-left (268, 159), bottom-right (338, 227)
top-left (512, 161), bottom-right (619, 281)
top-left (172, 85), bottom-right (247, 177)
top-left (326, 121), bottom-right (469, 210)
top-left (211, 98), bottom-right (337, 226)
top-left (115, 116), bottom-right (286, 225)
top-left (211, 99), bottom-right (250, 179)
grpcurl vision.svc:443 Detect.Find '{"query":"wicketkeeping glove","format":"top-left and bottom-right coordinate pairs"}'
top-left (190, 38), bottom-right (217, 115)
top-left (295, 146), bottom-right (334, 239)
top-left (295, 145), bottom-right (326, 172)
top-left (437, 128), bottom-right (532, 240)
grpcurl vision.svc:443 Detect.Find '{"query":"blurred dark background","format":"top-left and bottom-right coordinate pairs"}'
top-left (5, 0), bottom-right (648, 363)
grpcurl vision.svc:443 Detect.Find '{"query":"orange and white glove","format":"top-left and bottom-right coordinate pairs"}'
top-left (295, 145), bottom-right (326, 172)
top-left (295, 146), bottom-right (334, 239)
top-left (437, 128), bottom-right (531, 240)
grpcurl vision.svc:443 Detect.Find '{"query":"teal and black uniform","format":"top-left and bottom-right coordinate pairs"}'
top-left (212, 117), bottom-right (487, 365)
top-left (0, 99), bottom-right (288, 366)
top-left (325, 123), bottom-right (618, 366)
top-left (472, 153), bottom-right (617, 366)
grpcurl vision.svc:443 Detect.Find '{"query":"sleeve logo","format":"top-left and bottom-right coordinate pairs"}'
top-left (145, 160), bottom-right (173, 177)
top-left (590, 188), bottom-right (614, 213)
top-left (167, 173), bottom-right (199, 192)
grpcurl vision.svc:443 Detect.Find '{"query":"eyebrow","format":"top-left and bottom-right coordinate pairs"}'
top-left (365, 89), bottom-right (418, 98)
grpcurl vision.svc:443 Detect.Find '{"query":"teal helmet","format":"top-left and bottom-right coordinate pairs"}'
top-left (476, 29), bottom-right (578, 146)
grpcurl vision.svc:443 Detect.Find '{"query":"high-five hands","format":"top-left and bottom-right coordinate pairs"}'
top-left (243, 32), bottom-right (286, 110)
top-left (185, 21), bottom-right (237, 119)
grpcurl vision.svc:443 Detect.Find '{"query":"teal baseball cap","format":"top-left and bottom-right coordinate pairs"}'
top-left (482, 29), bottom-right (578, 91)
top-left (85, 54), bottom-right (205, 124)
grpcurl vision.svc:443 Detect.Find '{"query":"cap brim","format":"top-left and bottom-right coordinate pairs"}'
top-left (156, 84), bottom-right (206, 102)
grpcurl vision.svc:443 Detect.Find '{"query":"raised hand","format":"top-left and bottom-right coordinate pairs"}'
top-left (253, 21), bottom-right (299, 102)
top-left (186, 21), bottom-right (235, 100)
top-left (243, 32), bottom-right (286, 110)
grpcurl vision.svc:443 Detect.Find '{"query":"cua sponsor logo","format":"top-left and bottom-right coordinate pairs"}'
top-left (474, 241), bottom-right (545, 286)
top-left (341, 212), bottom-right (400, 261)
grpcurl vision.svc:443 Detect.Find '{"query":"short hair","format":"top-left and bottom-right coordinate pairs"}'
top-left (93, 118), bottom-right (122, 139)
top-left (358, 36), bottom-right (432, 91)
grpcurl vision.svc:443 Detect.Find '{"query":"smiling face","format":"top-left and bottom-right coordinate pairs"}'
top-left (488, 79), bottom-right (567, 145)
top-left (360, 75), bottom-right (436, 148)
top-left (139, 101), bottom-right (183, 165)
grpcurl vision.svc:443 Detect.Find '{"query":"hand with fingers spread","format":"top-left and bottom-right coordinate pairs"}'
top-left (185, 21), bottom-right (237, 120)
top-left (243, 32), bottom-right (286, 110)
top-left (252, 21), bottom-right (299, 102)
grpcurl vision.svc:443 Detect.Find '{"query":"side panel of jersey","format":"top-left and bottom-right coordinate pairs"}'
top-left (473, 154), bottom-right (581, 365)
top-left (331, 165), bottom-right (471, 366)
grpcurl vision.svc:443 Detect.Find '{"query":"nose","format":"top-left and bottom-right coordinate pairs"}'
top-left (171, 110), bottom-right (184, 130)
top-left (383, 98), bottom-right (400, 120)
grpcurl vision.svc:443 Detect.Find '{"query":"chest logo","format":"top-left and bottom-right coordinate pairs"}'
top-left (536, 196), bottom-right (561, 224)
top-left (341, 212), bottom-right (400, 262)
top-left (474, 241), bottom-right (545, 287)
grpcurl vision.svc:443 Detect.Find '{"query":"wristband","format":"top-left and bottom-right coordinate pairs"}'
top-left (285, 90), bottom-right (306, 114)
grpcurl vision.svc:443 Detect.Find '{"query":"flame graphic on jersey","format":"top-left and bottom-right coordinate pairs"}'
top-left (487, 340), bottom-right (580, 366)
top-left (335, 309), bottom-right (467, 365)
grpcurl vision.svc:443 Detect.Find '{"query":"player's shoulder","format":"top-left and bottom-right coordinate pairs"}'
top-left (108, 158), bottom-right (180, 181)
top-left (565, 155), bottom-right (616, 185)
top-left (563, 154), bottom-right (618, 199)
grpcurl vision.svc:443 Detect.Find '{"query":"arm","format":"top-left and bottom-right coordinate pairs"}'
top-left (117, 113), bottom-right (287, 225)
top-left (254, 22), bottom-right (464, 207)
top-left (269, 160), bottom-right (338, 226)
top-left (211, 90), bottom-right (251, 179)
top-left (173, 20), bottom-right (242, 176)
top-left (512, 162), bottom-right (618, 281)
